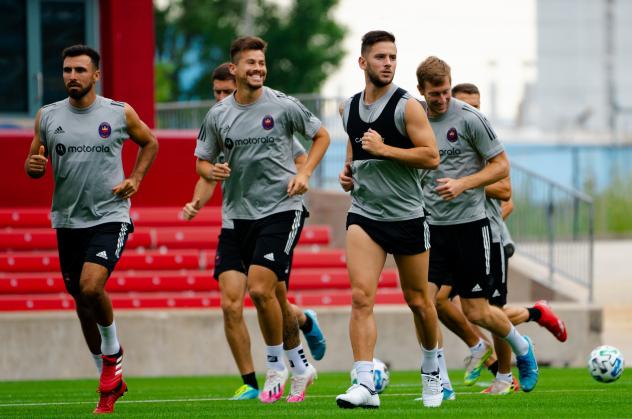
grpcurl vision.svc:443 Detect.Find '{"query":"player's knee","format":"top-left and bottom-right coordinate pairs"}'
top-left (78, 280), bottom-right (104, 300)
top-left (248, 287), bottom-right (274, 307)
top-left (351, 288), bottom-right (374, 311)
top-left (221, 298), bottom-right (244, 321)
top-left (404, 292), bottom-right (432, 313)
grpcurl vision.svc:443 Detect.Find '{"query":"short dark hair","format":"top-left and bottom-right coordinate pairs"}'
top-left (212, 63), bottom-right (235, 82)
top-left (230, 36), bottom-right (267, 63)
top-left (452, 83), bottom-right (480, 96)
top-left (62, 44), bottom-right (100, 69)
top-left (416, 56), bottom-right (451, 88)
top-left (361, 30), bottom-right (395, 56)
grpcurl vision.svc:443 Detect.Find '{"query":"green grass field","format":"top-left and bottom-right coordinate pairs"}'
top-left (1, 368), bottom-right (630, 418)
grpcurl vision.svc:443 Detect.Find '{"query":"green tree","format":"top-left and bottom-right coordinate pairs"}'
top-left (154, 0), bottom-right (346, 101)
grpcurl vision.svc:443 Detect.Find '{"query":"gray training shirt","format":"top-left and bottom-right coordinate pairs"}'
top-left (424, 98), bottom-right (504, 225)
top-left (195, 86), bottom-right (321, 220)
top-left (220, 137), bottom-right (307, 229)
top-left (341, 84), bottom-right (425, 221)
top-left (39, 96), bottom-right (131, 229)
top-left (485, 198), bottom-right (504, 243)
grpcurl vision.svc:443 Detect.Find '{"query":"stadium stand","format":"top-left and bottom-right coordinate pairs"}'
top-left (0, 207), bottom-right (402, 311)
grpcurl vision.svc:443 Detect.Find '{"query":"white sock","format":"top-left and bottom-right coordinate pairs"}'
top-left (421, 345), bottom-right (439, 374)
top-left (469, 338), bottom-right (486, 355)
top-left (496, 372), bottom-right (513, 383)
top-left (503, 326), bottom-right (529, 356)
top-left (354, 360), bottom-right (374, 391)
top-left (97, 321), bottom-right (120, 356)
top-left (266, 344), bottom-right (286, 371)
top-left (285, 344), bottom-right (309, 375)
top-left (92, 353), bottom-right (103, 375)
top-left (437, 348), bottom-right (452, 390)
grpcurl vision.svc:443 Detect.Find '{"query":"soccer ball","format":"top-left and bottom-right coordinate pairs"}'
top-left (350, 358), bottom-right (390, 393)
top-left (588, 345), bottom-right (624, 383)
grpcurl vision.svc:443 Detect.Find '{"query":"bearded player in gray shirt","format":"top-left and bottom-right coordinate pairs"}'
top-left (416, 56), bottom-right (538, 393)
top-left (194, 36), bottom-right (330, 404)
top-left (24, 45), bottom-right (158, 414)
top-left (335, 30), bottom-right (443, 409)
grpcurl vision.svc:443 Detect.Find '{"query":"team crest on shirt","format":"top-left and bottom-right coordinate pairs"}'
top-left (98, 122), bottom-right (112, 139)
top-left (446, 127), bottom-right (458, 143)
top-left (262, 115), bottom-right (274, 130)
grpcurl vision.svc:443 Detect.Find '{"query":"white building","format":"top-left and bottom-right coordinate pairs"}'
top-left (529, 0), bottom-right (632, 138)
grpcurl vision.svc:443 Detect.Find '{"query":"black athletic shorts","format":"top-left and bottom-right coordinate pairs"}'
top-left (346, 213), bottom-right (430, 255)
top-left (232, 209), bottom-right (307, 283)
top-left (428, 218), bottom-right (492, 299)
top-left (488, 241), bottom-right (507, 307)
top-left (213, 227), bottom-right (246, 280)
top-left (56, 222), bottom-right (133, 295)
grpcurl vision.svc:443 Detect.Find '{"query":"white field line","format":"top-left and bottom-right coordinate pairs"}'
top-left (0, 388), bottom-right (609, 408)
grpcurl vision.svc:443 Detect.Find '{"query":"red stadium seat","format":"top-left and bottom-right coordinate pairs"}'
top-left (0, 206), bottom-right (406, 312)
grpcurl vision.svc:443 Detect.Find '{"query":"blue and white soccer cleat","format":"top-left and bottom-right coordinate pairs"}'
top-left (516, 336), bottom-right (539, 392)
top-left (303, 309), bottom-right (326, 360)
top-left (442, 387), bottom-right (456, 401)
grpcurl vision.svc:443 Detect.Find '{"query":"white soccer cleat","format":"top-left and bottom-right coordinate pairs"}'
top-left (421, 372), bottom-right (443, 408)
top-left (259, 368), bottom-right (288, 404)
top-left (336, 384), bottom-right (380, 409)
top-left (286, 364), bottom-right (317, 402)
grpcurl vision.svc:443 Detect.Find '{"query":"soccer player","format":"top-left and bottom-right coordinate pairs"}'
top-left (194, 36), bottom-right (330, 404)
top-left (450, 82), bottom-right (567, 394)
top-left (24, 45), bottom-right (158, 413)
top-left (335, 31), bottom-right (443, 409)
top-left (183, 63), bottom-right (326, 400)
top-left (416, 56), bottom-right (539, 393)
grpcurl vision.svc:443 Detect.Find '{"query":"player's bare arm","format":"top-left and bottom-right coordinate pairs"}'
top-left (287, 126), bottom-right (330, 196)
top-left (111, 104), bottom-right (159, 199)
top-left (339, 140), bottom-right (353, 192)
top-left (25, 110), bottom-right (48, 179)
top-left (501, 198), bottom-right (514, 220)
top-left (183, 176), bottom-right (217, 221)
top-left (436, 151), bottom-right (510, 201)
top-left (485, 176), bottom-right (512, 201)
top-left (360, 98), bottom-right (439, 169)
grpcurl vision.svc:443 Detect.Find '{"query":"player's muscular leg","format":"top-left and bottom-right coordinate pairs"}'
top-left (504, 306), bottom-right (529, 325)
top-left (395, 252), bottom-right (438, 351)
top-left (219, 271), bottom-right (255, 374)
top-left (275, 283), bottom-right (300, 349)
top-left (291, 304), bottom-right (307, 326)
top-left (72, 292), bottom-right (102, 354)
top-left (346, 225), bottom-right (385, 361)
top-left (460, 298), bottom-right (512, 337)
top-left (78, 262), bottom-right (113, 326)
top-left (436, 289), bottom-right (485, 347)
top-left (247, 265), bottom-right (283, 345)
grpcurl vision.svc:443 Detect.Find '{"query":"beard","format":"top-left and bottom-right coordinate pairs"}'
top-left (366, 67), bottom-right (393, 88)
top-left (66, 83), bottom-right (91, 100)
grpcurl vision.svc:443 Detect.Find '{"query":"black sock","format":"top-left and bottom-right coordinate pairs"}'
top-left (488, 360), bottom-right (499, 376)
top-left (242, 372), bottom-right (258, 390)
top-left (527, 307), bottom-right (542, 322)
top-left (300, 314), bottom-right (313, 333)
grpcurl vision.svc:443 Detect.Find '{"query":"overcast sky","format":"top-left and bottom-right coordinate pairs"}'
top-left (320, 0), bottom-right (536, 121)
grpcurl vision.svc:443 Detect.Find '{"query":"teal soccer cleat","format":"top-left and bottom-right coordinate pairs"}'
top-left (516, 336), bottom-right (539, 392)
top-left (303, 309), bottom-right (326, 360)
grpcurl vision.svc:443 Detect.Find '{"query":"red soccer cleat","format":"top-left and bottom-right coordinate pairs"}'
top-left (98, 348), bottom-right (124, 393)
top-left (94, 380), bottom-right (127, 414)
top-left (534, 300), bottom-right (568, 342)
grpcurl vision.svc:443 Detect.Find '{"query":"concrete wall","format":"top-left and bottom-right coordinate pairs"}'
top-left (1, 303), bottom-right (601, 380)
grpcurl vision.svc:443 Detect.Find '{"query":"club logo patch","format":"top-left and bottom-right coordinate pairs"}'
top-left (262, 115), bottom-right (274, 130)
top-left (98, 122), bottom-right (112, 139)
top-left (446, 127), bottom-right (458, 143)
